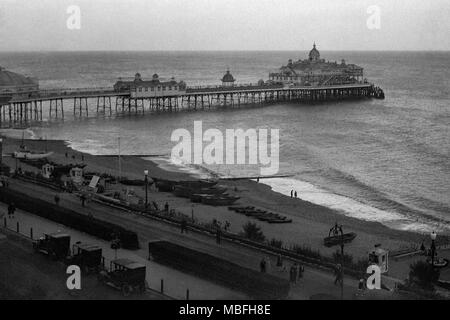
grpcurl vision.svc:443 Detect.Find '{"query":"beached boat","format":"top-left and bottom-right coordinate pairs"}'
top-left (228, 206), bottom-right (293, 224)
top-left (13, 147), bottom-right (53, 160)
top-left (267, 218), bottom-right (293, 224)
top-left (426, 257), bottom-right (449, 269)
top-left (178, 179), bottom-right (218, 189)
top-left (323, 233), bottom-right (357, 247)
top-left (201, 196), bottom-right (240, 206)
top-left (154, 180), bottom-right (175, 192)
top-left (13, 133), bottom-right (54, 160)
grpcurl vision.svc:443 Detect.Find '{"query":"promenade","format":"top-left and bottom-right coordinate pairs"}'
top-left (2, 177), bottom-right (370, 300)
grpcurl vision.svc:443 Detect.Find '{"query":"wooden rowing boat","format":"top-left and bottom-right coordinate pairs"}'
top-left (323, 232), bottom-right (357, 247)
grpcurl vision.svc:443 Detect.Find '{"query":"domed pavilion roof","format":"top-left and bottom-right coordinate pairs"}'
top-left (221, 70), bottom-right (235, 83)
top-left (308, 43), bottom-right (320, 62)
top-left (0, 66), bottom-right (37, 87)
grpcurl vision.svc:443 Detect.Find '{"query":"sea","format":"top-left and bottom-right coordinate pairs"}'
top-left (1, 51), bottom-right (449, 234)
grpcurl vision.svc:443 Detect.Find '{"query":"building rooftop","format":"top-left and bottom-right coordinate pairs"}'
top-left (114, 73), bottom-right (185, 89)
top-left (271, 44), bottom-right (363, 76)
top-left (0, 66), bottom-right (38, 87)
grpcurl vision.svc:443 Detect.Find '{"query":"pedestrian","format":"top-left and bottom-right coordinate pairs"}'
top-left (294, 191), bottom-right (298, 198)
top-left (80, 194), bottom-right (86, 207)
top-left (290, 264), bottom-right (298, 284)
top-left (290, 190), bottom-right (293, 198)
top-left (216, 228), bottom-right (221, 245)
top-left (289, 265), bottom-right (295, 283)
top-left (358, 278), bottom-right (365, 291)
top-left (260, 258), bottom-right (267, 273)
top-left (8, 202), bottom-right (15, 219)
top-left (164, 202), bottom-right (169, 212)
top-left (54, 194), bottom-right (60, 206)
top-left (334, 264), bottom-right (343, 286)
top-left (65, 152), bottom-right (68, 158)
top-left (298, 264), bottom-right (304, 280)
top-left (276, 254), bottom-right (283, 269)
top-left (420, 242), bottom-right (425, 252)
top-left (181, 219), bottom-right (187, 234)
top-left (265, 257), bottom-right (271, 273)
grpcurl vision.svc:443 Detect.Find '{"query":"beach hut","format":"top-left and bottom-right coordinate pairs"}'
top-left (368, 244), bottom-right (389, 274)
top-left (69, 166), bottom-right (84, 185)
top-left (41, 163), bottom-right (55, 179)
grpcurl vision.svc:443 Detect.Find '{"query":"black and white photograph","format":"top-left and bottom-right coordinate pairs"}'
top-left (0, 0), bottom-right (449, 308)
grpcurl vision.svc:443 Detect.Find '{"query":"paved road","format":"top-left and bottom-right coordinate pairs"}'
top-left (5, 178), bottom-right (371, 300)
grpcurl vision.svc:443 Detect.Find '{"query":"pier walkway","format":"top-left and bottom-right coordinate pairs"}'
top-left (0, 83), bottom-right (381, 125)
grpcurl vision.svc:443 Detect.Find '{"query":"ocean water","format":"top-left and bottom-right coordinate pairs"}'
top-left (1, 51), bottom-right (449, 234)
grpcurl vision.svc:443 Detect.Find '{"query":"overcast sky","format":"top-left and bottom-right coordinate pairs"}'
top-left (0, 0), bottom-right (449, 51)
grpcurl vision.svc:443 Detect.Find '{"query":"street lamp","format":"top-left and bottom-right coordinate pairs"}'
top-left (144, 170), bottom-right (149, 209)
top-left (430, 231), bottom-right (437, 267)
top-left (339, 226), bottom-right (344, 300)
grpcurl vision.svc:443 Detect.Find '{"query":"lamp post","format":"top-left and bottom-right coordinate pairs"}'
top-left (339, 226), bottom-right (344, 300)
top-left (430, 231), bottom-right (437, 267)
top-left (144, 170), bottom-right (149, 209)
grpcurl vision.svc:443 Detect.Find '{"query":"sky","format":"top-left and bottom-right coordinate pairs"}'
top-left (0, 0), bottom-right (449, 51)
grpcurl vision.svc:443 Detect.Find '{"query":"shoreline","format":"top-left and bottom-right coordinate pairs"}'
top-left (0, 134), bottom-right (433, 259)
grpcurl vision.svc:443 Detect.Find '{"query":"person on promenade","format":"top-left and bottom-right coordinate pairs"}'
top-left (54, 194), bottom-right (60, 206)
top-left (290, 264), bottom-right (298, 284)
top-left (8, 202), bottom-right (15, 219)
top-left (334, 264), bottom-right (343, 286)
top-left (298, 264), bottom-right (304, 281)
top-left (216, 228), bottom-right (221, 245)
top-left (276, 254), bottom-right (283, 269)
top-left (164, 202), bottom-right (169, 213)
top-left (181, 218), bottom-right (187, 234)
top-left (358, 278), bottom-right (366, 291)
top-left (260, 258), bottom-right (267, 273)
top-left (80, 194), bottom-right (87, 207)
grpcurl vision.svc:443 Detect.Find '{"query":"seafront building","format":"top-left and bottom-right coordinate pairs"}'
top-left (113, 73), bottom-right (187, 98)
top-left (0, 66), bottom-right (39, 98)
top-left (269, 44), bottom-right (365, 86)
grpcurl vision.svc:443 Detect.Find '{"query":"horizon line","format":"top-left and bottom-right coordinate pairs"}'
top-left (1, 49), bottom-right (450, 53)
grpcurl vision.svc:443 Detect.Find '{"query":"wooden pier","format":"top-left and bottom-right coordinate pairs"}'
top-left (0, 83), bottom-right (383, 126)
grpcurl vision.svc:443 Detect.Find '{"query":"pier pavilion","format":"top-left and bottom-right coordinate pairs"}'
top-left (269, 44), bottom-right (364, 86)
top-left (221, 70), bottom-right (236, 87)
